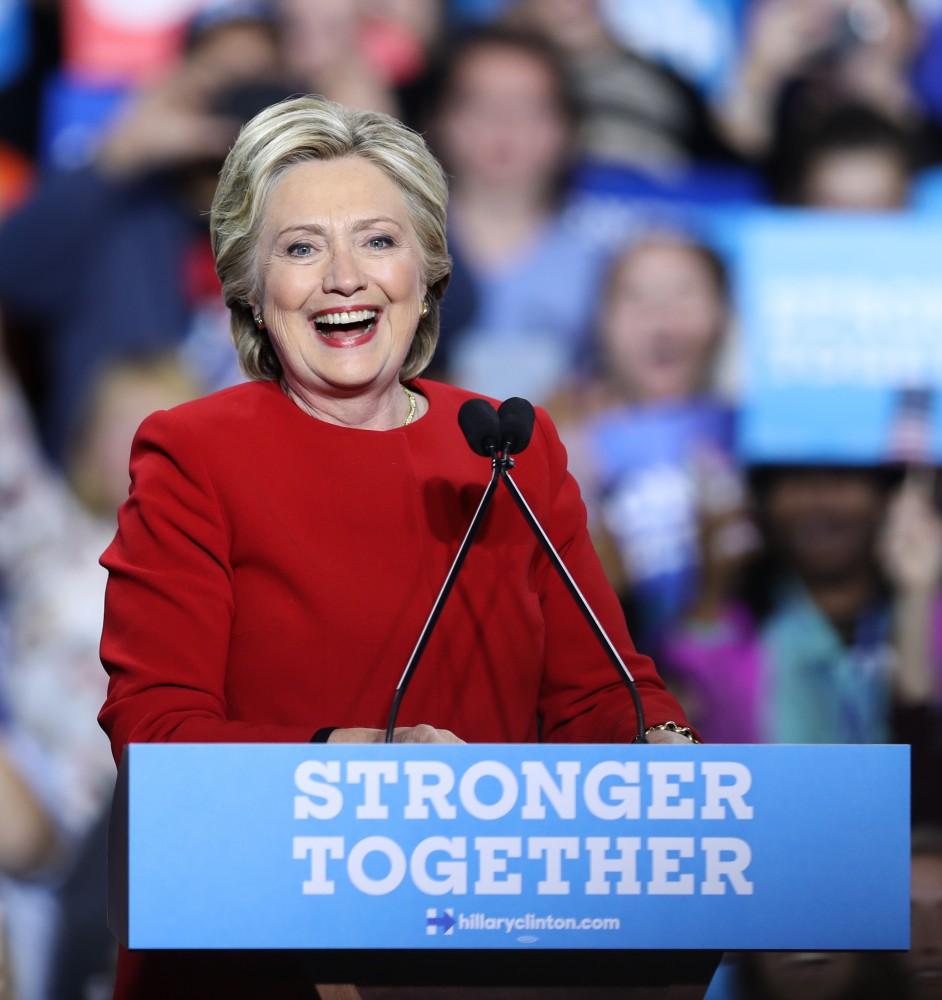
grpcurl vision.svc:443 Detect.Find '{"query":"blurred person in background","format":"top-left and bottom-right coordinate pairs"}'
top-left (0, 6), bottom-right (286, 461)
top-left (663, 466), bottom-right (942, 745)
top-left (508, 0), bottom-right (734, 173)
top-left (277, 0), bottom-right (403, 117)
top-left (0, 351), bottom-right (198, 1000)
top-left (279, 0), bottom-right (453, 129)
top-left (423, 24), bottom-right (608, 403)
top-left (0, 741), bottom-right (57, 1000)
top-left (908, 827), bottom-right (942, 1000)
top-left (716, 0), bottom-right (939, 166)
top-left (732, 949), bottom-right (903, 1000)
top-left (553, 233), bottom-right (743, 654)
top-left (775, 100), bottom-right (917, 209)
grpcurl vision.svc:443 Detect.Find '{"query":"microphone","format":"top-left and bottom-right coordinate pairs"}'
top-left (458, 397), bottom-right (501, 456)
top-left (497, 397), bottom-right (535, 454)
top-left (383, 400), bottom-right (503, 742)
top-left (495, 399), bottom-right (648, 743)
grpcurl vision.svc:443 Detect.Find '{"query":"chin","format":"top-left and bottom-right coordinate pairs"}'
top-left (313, 361), bottom-right (399, 394)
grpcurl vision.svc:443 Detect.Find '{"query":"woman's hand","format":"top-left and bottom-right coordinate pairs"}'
top-left (715, 0), bottom-right (838, 156)
top-left (96, 58), bottom-right (242, 179)
top-left (645, 728), bottom-right (698, 746)
top-left (881, 470), bottom-right (942, 705)
top-left (326, 724), bottom-right (465, 744)
top-left (880, 471), bottom-right (942, 596)
top-left (687, 448), bottom-right (759, 626)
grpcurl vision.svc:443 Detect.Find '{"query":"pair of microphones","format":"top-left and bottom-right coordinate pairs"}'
top-left (458, 396), bottom-right (536, 462)
top-left (384, 397), bottom-right (647, 744)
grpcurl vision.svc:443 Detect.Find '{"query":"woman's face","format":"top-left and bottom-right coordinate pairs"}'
top-left (599, 243), bottom-right (726, 404)
top-left (764, 469), bottom-right (887, 583)
top-left (437, 44), bottom-right (569, 193)
top-left (801, 148), bottom-right (910, 211)
top-left (256, 156), bottom-right (426, 403)
top-left (750, 951), bottom-right (862, 1000)
top-left (278, 0), bottom-right (359, 80)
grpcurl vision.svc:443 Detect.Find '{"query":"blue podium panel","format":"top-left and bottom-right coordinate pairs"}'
top-left (111, 744), bottom-right (909, 951)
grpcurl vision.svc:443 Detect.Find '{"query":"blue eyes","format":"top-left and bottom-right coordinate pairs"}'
top-left (284, 236), bottom-right (395, 258)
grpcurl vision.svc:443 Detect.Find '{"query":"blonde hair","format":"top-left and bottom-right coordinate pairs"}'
top-left (211, 95), bottom-right (451, 381)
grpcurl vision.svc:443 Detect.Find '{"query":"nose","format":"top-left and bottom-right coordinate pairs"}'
top-left (323, 242), bottom-right (367, 297)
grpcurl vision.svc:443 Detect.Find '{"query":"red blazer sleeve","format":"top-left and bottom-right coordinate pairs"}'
top-left (532, 408), bottom-right (694, 743)
top-left (98, 410), bottom-right (315, 764)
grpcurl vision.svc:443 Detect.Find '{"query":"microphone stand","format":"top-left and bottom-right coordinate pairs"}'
top-left (498, 460), bottom-right (648, 744)
top-left (384, 415), bottom-right (647, 744)
top-left (384, 454), bottom-right (507, 743)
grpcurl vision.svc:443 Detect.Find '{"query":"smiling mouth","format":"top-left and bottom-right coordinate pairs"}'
top-left (312, 307), bottom-right (381, 347)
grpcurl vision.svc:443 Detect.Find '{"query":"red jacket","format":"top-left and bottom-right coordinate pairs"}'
top-left (99, 377), bottom-right (689, 997)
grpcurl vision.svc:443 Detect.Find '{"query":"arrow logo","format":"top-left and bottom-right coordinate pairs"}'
top-left (425, 908), bottom-right (455, 935)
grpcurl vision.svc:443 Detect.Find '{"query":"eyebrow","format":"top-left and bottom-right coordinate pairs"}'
top-left (274, 217), bottom-right (405, 240)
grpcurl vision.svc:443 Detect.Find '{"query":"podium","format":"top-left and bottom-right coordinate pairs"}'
top-left (109, 743), bottom-right (909, 988)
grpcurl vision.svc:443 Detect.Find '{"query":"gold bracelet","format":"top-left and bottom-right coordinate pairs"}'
top-left (644, 720), bottom-right (701, 743)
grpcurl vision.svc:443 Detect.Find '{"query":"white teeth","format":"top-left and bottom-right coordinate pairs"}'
top-left (316, 309), bottom-right (378, 325)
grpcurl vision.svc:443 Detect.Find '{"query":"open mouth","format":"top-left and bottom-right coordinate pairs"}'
top-left (312, 307), bottom-right (381, 348)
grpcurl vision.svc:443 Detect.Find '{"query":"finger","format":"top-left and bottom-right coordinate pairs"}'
top-left (395, 724), bottom-right (465, 744)
top-left (393, 724), bottom-right (435, 744)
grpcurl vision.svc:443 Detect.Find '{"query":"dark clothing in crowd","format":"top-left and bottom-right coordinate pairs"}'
top-left (0, 166), bottom-right (199, 457)
top-left (895, 702), bottom-right (942, 827)
top-left (571, 47), bottom-right (734, 171)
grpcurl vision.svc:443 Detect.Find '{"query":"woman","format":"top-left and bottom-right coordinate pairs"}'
top-left (553, 233), bottom-right (743, 653)
top-left (424, 25), bottom-right (608, 404)
top-left (98, 96), bottom-right (693, 998)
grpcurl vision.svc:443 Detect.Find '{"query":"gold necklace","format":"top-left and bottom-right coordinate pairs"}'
top-left (402, 385), bottom-right (417, 426)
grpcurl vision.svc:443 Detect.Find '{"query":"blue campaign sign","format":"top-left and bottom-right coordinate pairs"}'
top-left (113, 743), bottom-right (909, 952)
top-left (734, 211), bottom-right (942, 464)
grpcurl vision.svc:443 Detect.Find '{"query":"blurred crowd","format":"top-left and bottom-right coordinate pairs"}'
top-left (0, 1), bottom-right (941, 998)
